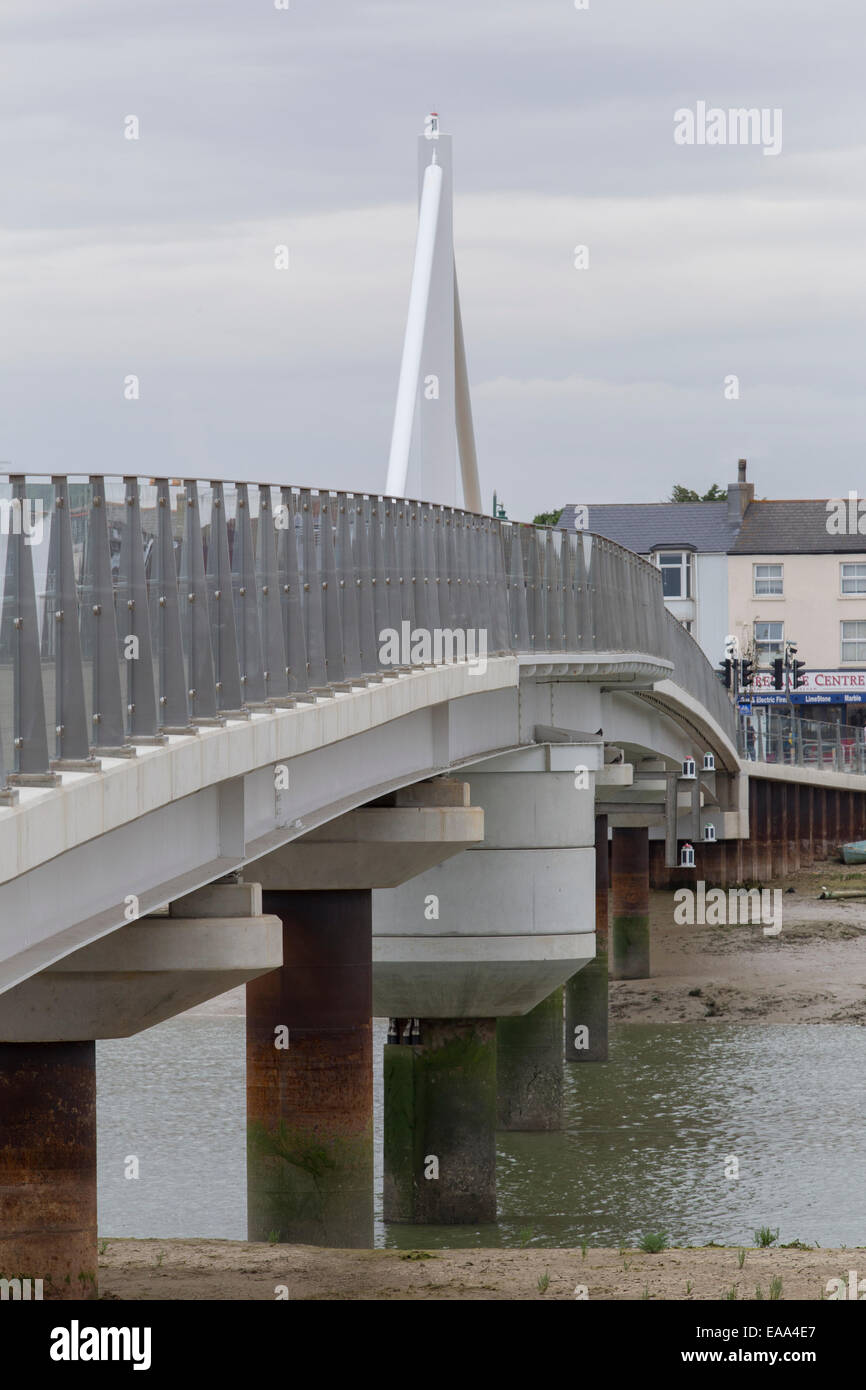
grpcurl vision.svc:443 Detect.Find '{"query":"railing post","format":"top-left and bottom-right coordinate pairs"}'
top-left (207, 482), bottom-right (246, 717)
top-left (118, 477), bottom-right (161, 742)
top-left (411, 501), bottom-right (431, 642)
top-left (50, 477), bottom-right (94, 768)
top-left (353, 495), bottom-right (379, 675)
top-left (382, 498), bottom-right (401, 634)
top-left (256, 485), bottom-right (290, 702)
top-left (527, 525), bottom-right (544, 651)
top-left (506, 522), bottom-right (530, 650)
top-left (545, 528), bottom-right (563, 651)
top-left (561, 529), bottom-right (578, 652)
top-left (232, 484), bottom-right (267, 706)
top-left (4, 477), bottom-right (54, 783)
top-left (83, 477), bottom-right (130, 755)
top-left (299, 488), bottom-right (327, 689)
top-left (336, 492), bottom-right (362, 680)
top-left (424, 503), bottom-right (442, 636)
top-left (489, 517), bottom-right (511, 655)
top-left (397, 498), bottom-right (416, 633)
top-left (152, 479), bottom-right (195, 733)
top-left (277, 487), bottom-right (308, 695)
top-left (179, 480), bottom-right (219, 723)
top-left (370, 497), bottom-right (391, 669)
top-left (319, 490), bottom-right (344, 683)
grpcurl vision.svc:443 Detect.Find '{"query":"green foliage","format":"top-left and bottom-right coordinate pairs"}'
top-left (537, 1270), bottom-right (550, 1293)
top-left (638, 1231), bottom-right (669, 1254)
top-left (754, 1226), bottom-right (779, 1248)
top-left (533, 509), bottom-right (563, 527)
top-left (669, 483), bottom-right (725, 502)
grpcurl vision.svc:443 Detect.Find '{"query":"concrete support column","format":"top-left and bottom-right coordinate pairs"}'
top-left (0, 1042), bottom-right (97, 1300)
top-left (246, 890), bottom-right (373, 1247)
top-left (566, 813), bottom-right (609, 1062)
top-left (611, 826), bottom-right (649, 979)
top-left (497, 987), bottom-right (563, 1129)
top-left (384, 1018), bottom-right (496, 1224)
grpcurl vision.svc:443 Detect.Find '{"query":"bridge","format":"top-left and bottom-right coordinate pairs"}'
top-left (2, 121), bottom-right (865, 1296)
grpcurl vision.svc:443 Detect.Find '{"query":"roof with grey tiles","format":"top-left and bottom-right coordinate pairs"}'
top-left (728, 499), bottom-right (866, 553)
top-left (556, 501), bottom-right (741, 554)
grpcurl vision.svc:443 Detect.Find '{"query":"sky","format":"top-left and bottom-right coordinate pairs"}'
top-left (1, 0), bottom-right (865, 520)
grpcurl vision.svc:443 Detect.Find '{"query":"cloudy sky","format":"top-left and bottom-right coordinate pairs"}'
top-left (1, 0), bottom-right (864, 520)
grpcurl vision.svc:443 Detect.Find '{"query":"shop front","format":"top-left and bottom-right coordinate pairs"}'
top-left (738, 671), bottom-right (866, 764)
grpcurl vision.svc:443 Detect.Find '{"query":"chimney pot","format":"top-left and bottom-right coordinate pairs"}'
top-left (738, 458), bottom-right (747, 482)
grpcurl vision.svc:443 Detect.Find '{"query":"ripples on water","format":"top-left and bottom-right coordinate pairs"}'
top-left (96, 1019), bottom-right (866, 1249)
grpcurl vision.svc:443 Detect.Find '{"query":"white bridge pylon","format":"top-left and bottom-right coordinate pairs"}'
top-left (385, 115), bottom-right (483, 512)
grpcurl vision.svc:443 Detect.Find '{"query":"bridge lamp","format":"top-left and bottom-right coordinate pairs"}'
top-left (703, 824), bottom-right (717, 842)
top-left (702, 752), bottom-right (715, 772)
top-left (680, 841), bottom-right (696, 867)
top-left (681, 756), bottom-right (696, 779)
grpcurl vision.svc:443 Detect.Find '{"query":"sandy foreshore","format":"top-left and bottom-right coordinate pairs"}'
top-left (96, 1238), bottom-right (862, 1300)
top-left (611, 863), bottom-right (866, 1027)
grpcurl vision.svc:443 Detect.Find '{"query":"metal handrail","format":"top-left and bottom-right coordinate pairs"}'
top-left (739, 708), bottom-right (866, 773)
top-left (0, 476), bottom-right (737, 793)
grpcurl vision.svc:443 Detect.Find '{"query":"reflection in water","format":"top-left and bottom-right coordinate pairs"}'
top-left (97, 1019), bottom-right (866, 1249)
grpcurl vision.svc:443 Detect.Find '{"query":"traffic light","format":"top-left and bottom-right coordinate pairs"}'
top-left (791, 659), bottom-right (807, 689)
top-left (740, 659), bottom-right (754, 687)
top-left (718, 659), bottom-right (732, 688)
top-left (772, 658), bottom-right (785, 690)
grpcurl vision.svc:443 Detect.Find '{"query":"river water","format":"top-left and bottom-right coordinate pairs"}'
top-left (96, 1017), bottom-right (866, 1249)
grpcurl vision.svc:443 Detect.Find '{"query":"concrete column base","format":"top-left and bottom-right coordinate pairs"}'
top-left (0, 1042), bottom-right (97, 1300)
top-left (497, 988), bottom-right (563, 1129)
top-left (565, 954), bottom-right (608, 1061)
top-left (567, 813), bottom-right (609, 1061)
top-left (384, 1018), bottom-right (496, 1224)
top-left (611, 826), bottom-right (650, 979)
top-left (246, 890), bottom-right (373, 1248)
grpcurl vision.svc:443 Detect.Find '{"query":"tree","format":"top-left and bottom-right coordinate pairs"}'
top-left (533, 509), bottom-right (564, 526)
top-left (668, 483), bottom-right (724, 503)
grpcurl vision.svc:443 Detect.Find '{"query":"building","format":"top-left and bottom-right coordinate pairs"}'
top-left (557, 461), bottom-right (752, 663)
top-left (727, 495), bottom-right (866, 729)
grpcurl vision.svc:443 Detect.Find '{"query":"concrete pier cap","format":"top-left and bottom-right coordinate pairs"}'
top-left (0, 883), bottom-right (283, 1042)
top-left (252, 779), bottom-right (484, 889)
top-left (373, 742), bottom-right (602, 1017)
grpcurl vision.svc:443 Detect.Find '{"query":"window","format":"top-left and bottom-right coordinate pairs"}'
top-left (841, 620), bottom-right (866, 663)
top-left (753, 563), bottom-right (783, 596)
top-left (657, 551), bottom-right (691, 599)
top-left (754, 621), bottom-right (784, 661)
top-left (841, 563), bottom-right (866, 595)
